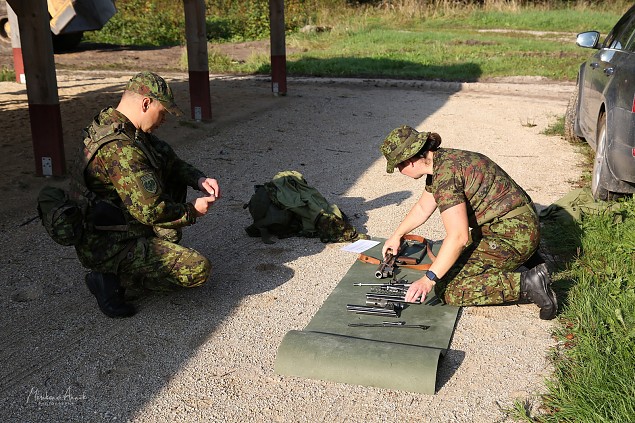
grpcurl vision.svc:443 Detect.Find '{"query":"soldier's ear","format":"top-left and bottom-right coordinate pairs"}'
top-left (141, 98), bottom-right (151, 112)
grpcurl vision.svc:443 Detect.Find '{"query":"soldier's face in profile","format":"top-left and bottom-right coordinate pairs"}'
top-left (143, 100), bottom-right (167, 132)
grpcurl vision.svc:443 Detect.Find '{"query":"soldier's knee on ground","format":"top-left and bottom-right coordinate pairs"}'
top-left (174, 252), bottom-right (211, 288)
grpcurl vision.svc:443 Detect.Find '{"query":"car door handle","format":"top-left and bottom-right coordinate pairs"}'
top-left (604, 67), bottom-right (615, 76)
top-left (590, 62), bottom-right (600, 69)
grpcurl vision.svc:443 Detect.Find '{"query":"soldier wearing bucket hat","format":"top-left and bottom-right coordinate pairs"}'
top-left (69, 71), bottom-right (221, 318)
top-left (380, 125), bottom-right (558, 320)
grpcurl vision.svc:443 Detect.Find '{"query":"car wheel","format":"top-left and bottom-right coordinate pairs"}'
top-left (564, 84), bottom-right (583, 143)
top-left (591, 113), bottom-right (611, 201)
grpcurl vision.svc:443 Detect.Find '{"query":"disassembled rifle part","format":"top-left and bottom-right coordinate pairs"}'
top-left (348, 321), bottom-right (430, 330)
top-left (346, 304), bottom-right (400, 317)
top-left (353, 276), bottom-right (409, 287)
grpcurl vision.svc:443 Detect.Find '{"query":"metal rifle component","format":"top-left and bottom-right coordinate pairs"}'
top-left (346, 304), bottom-right (401, 317)
top-left (354, 276), bottom-right (409, 287)
top-left (370, 285), bottom-right (409, 295)
top-left (348, 321), bottom-right (430, 330)
top-left (353, 283), bottom-right (410, 288)
top-left (366, 292), bottom-right (421, 305)
top-left (375, 237), bottom-right (426, 279)
top-left (375, 252), bottom-right (397, 279)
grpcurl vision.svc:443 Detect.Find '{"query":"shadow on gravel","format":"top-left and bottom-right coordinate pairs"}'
top-left (0, 72), bottom-right (462, 421)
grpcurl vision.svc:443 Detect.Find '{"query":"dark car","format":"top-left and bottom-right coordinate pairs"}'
top-left (565, 4), bottom-right (635, 200)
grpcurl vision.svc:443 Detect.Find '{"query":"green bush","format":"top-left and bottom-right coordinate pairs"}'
top-left (0, 66), bottom-right (16, 82)
top-left (85, 0), bottom-right (186, 46)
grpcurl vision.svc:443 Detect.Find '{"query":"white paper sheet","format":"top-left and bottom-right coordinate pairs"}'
top-left (340, 239), bottom-right (380, 253)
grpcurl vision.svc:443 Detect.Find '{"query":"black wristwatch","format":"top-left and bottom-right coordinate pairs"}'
top-left (425, 270), bottom-right (439, 283)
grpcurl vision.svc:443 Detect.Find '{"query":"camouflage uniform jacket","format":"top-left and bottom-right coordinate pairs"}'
top-left (425, 148), bottom-right (532, 229)
top-left (73, 107), bottom-right (205, 270)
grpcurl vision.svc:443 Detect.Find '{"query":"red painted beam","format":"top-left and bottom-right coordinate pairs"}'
top-left (188, 70), bottom-right (212, 122)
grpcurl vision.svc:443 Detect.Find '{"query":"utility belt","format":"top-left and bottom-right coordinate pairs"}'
top-left (495, 203), bottom-right (535, 222)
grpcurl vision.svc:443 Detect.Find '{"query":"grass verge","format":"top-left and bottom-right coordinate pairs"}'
top-left (535, 197), bottom-right (635, 422)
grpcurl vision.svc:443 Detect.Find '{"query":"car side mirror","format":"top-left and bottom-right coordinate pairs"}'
top-left (576, 31), bottom-right (601, 49)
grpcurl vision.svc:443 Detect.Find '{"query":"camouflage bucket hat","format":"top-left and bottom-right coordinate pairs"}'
top-left (125, 71), bottom-right (183, 116)
top-left (380, 125), bottom-right (429, 173)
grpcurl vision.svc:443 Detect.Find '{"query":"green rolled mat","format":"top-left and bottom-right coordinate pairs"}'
top-left (274, 237), bottom-right (460, 394)
top-left (275, 330), bottom-right (442, 394)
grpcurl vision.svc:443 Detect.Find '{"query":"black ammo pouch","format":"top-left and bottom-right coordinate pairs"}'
top-left (92, 200), bottom-right (129, 231)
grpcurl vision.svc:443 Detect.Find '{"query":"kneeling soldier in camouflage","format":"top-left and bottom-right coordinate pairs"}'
top-left (380, 125), bottom-right (557, 320)
top-left (71, 71), bottom-right (220, 318)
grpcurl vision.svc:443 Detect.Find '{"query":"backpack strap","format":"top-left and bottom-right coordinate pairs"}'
top-left (68, 120), bottom-right (135, 232)
top-left (71, 120), bottom-right (133, 200)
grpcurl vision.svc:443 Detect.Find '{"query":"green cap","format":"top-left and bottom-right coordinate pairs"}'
top-left (125, 71), bottom-right (183, 116)
top-left (380, 125), bottom-right (429, 173)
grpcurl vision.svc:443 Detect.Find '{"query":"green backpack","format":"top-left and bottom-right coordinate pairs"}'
top-left (244, 170), bottom-right (366, 244)
top-left (36, 185), bottom-right (87, 246)
top-left (36, 119), bottom-right (130, 246)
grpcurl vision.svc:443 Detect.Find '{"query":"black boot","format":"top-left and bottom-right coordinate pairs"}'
top-left (520, 263), bottom-right (557, 320)
top-left (85, 272), bottom-right (136, 318)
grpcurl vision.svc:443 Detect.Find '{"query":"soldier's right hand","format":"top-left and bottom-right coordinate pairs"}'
top-left (192, 195), bottom-right (217, 217)
top-left (382, 235), bottom-right (402, 259)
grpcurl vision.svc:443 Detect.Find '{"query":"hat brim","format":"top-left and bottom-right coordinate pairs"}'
top-left (384, 136), bottom-right (427, 174)
top-left (160, 100), bottom-right (184, 117)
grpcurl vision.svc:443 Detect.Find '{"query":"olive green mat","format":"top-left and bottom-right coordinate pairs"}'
top-left (274, 238), bottom-right (460, 394)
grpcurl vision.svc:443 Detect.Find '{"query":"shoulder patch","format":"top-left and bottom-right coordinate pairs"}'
top-left (139, 173), bottom-right (159, 194)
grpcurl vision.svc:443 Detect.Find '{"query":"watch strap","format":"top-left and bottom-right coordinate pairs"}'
top-left (425, 270), bottom-right (439, 282)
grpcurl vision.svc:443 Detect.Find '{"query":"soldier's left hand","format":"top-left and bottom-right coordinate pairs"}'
top-left (198, 177), bottom-right (221, 198)
top-left (405, 278), bottom-right (434, 303)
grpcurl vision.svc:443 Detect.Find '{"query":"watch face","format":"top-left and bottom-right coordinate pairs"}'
top-left (426, 270), bottom-right (438, 282)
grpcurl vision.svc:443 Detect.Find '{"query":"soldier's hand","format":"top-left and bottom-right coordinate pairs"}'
top-left (405, 278), bottom-right (434, 303)
top-left (192, 195), bottom-right (217, 217)
top-left (198, 177), bottom-right (221, 199)
top-left (382, 235), bottom-right (402, 259)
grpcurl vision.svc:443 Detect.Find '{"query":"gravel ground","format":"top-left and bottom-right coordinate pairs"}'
top-left (0, 72), bottom-right (580, 422)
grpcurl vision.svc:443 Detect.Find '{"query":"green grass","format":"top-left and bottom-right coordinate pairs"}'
top-left (534, 198), bottom-right (635, 422)
top-left (0, 66), bottom-right (16, 82)
top-left (211, 3), bottom-right (626, 81)
top-left (280, 27), bottom-right (590, 81)
top-left (542, 115), bottom-right (565, 137)
top-left (84, 1), bottom-right (627, 82)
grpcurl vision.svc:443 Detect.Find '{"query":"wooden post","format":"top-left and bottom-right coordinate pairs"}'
top-left (7, 0), bottom-right (66, 176)
top-left (183, 0), bottom-right (212, 121)
top-left (269, 0), bottom-right (287, 96)
top-left (7, 3), bottom-right (24, 83)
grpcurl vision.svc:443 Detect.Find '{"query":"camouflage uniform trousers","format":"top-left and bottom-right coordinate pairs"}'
top-left (118, 235), bottom-right (211, 292)
top-left (436, 208), bottom-right (540, 306)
